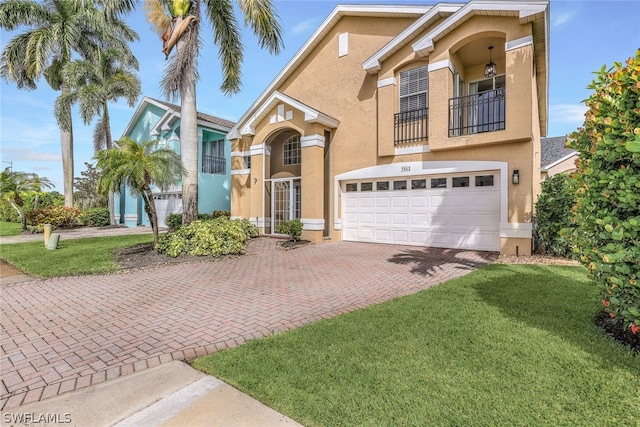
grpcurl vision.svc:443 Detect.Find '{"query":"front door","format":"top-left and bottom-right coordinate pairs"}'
top-left (271, 178), bottom-right (301, 232)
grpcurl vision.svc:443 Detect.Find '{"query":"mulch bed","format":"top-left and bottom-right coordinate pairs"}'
top-left (594, 312), bottom-right (639, 353)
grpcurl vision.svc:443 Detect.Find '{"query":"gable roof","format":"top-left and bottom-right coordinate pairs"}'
top-left (541, 136), bottom-right (577, 170)
top-left (121, 96), bottom-right (235, 139)
top-left (362, 3), bottom-right (464, 74)
top-left (227, 4), bottom-right (431, 139)
top-left (232, 91), bottom-right (339, 139)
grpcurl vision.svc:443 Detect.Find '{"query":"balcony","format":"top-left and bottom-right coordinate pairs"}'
top-left (449, 88), bottom-right (505, 137)
top-left (202, 155), bottom-right (226, 174)
top-left (394, 108), bottom-right (428, 145)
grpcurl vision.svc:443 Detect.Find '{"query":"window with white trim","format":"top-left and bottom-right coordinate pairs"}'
top-left (399, 66), bottom-right (428, 113)
top-left (283, 135), bottom-right (301, 165)
top-left (202, 139), bottom-right (225, 174)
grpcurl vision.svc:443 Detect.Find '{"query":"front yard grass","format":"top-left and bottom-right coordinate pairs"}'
top-left (194, 265), bottom-right (639, 426)
top-left (0, 221), bottom-right (23, 237)
top-left (0, 234), bottom-right (153, 277)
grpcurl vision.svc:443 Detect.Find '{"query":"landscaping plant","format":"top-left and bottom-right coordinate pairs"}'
top-left (156, 217), bottom-right (258, 257)
top-left (78, 207), bottom-right (110, 227)
top-left (568, 49), bottom-right (640, 336)
top-left (533, 173), bottom-right (577, 256)
top-left (26, 205), bottom-right (80, 231)
top-left (276, 218), bottom-right (303, 242)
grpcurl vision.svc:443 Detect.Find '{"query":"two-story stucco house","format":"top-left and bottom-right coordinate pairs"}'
top-left (228, 0), bottom-right (549, 255)
top-left (116, 97), bottom-right (235, 228)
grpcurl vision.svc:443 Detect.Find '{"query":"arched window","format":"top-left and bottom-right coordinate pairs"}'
top-left (283, 135), bottom-right (301, 165)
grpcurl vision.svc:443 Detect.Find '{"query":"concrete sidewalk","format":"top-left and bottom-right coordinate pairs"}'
top-left (0, 361), bottom-right (302, 427)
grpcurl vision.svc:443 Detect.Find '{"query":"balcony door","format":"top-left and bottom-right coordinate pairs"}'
top-left (469, 75), bottom-right (505, 133)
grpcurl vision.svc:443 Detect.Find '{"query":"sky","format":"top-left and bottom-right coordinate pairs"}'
top-left (1, 0), bottom-right (639, 191)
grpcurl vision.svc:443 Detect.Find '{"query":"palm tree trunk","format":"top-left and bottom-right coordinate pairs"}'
top-left (60, 82), bottom-right (74, 207)
top-left (178, 33), bottom-right (199, 226)
top-left (103, 105), bottom-right (116, 225)
top-left (142, 185), bottom-right (159, 247)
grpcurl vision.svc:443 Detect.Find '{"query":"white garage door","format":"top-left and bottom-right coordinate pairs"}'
top-left (342, 173), bottom-right (500, 251)
top-left (154, 193), bottom-right (183, 228)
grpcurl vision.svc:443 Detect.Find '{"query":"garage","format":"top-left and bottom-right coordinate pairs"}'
top-left (153, 192), bottom-right (183, 228)
top-left (341, 172), bottom-right (500, 251)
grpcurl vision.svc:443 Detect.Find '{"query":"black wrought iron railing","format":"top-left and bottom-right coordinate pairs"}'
top-left (202, 155), bottom-right (226, 174)
top-left (449, 88), bottom-right (505, 137)
top-left (394, 108), bottom-right (428, 145)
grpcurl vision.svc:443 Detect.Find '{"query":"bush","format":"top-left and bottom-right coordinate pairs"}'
top-left (212, 210), bottom-right (231, 219)
top-left (165, 213), bottom-right (183, 230)
top-left (567, 49), bottom-right (640, 335)
top-left (276, 219), bottom-right (303, 241)
top-left (533, 174), bottom-right (577, 256)
top-left (26, 206), bottom-right (80, 232)
top-left (156, 217), bottom-right (259, 257)
top-left (78, 207), bottom-right (110, 227)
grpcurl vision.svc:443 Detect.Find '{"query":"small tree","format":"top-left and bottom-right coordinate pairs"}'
top-left (567, 49), bottom-right (640, 336)
top-left (74, 162), bottom-right (108, 209)
top-left (0, 168), bottom-right (53, 231)
top-left (534, 173), bottom-right (577, 256)
top-left (95, 137), bottom-right (183, 246)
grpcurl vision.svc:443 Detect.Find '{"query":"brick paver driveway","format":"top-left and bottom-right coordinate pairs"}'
top-left (1, 239), bottom-right (496, 409)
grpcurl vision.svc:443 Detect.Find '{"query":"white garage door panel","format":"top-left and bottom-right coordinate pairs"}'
top-left (342, 173), bottom-right (500, 251)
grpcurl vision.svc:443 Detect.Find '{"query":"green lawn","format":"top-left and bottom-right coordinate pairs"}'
top-left (0, 221), bottom-right (23, 237)
top-left (0, 234), bottom-right (153, 277)
top-left (194, 265), bottom-right (639, 426)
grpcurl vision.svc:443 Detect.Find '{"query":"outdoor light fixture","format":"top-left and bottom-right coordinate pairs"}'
top-left (484, 46), bottom-right (497, 78)
top-left (512, 169), bottom-right (520, 185)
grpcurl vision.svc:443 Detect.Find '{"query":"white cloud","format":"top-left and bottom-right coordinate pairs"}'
top-left (550, 103), bottom-right (588, 123)
top-left (291, 17), bottom-right (320, 36)
top-left (1, 146), bottom-right (61, 162)
top-left (551, 11), bottom-right (572, 28)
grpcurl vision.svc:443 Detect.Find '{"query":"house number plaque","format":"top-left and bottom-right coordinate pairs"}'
top-left (401, 166), bottom-right (411, 172)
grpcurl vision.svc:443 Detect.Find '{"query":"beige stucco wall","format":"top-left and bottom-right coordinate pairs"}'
top-left (231, 11), bottom-right (545, 255)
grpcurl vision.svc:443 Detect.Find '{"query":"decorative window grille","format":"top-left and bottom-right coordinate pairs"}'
top-left (283, 135), bottom-right (301, 165)
top-left (202, 139), bottom-right (226, 174)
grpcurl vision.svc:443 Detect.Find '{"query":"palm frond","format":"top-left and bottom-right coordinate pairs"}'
top-left (203, 0), bottom-right (242, 94)
top-left (238, 0), bottom-right (283, 55)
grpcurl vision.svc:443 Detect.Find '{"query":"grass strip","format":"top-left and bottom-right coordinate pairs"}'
top-left (0, 221), bottom-right (23, 237)
top-left (0, 234), bottom-right (153, 277)
top-left (194, 264), bottom-right (639, 426)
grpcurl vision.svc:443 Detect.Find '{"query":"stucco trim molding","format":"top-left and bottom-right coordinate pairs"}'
top-left (231, 151), bottom-right (251, 157)
top-left (250, 144), bottom-right (271, 156)
top-left (231, 169), bottom-right (251, 176)
top-left (500, 223), bottom-right (533, 239)
top-left (427, 59), bottom-right (454, 73)
top-left (505, 35), bottom-right (533, 51)
top-left (377, 77), bottom-right (396, 88)
top-left (395, 144), bottom-right (430, 155)
top-left (302, 218), bottom-right (325, 231)
top-left (333, 160), bottom-right (509, 230)
top-left (301, 134), bottom-right (326, 149)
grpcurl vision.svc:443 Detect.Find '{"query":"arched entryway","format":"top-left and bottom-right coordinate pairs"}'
top-left (266, 129), bottom-right (302, 233)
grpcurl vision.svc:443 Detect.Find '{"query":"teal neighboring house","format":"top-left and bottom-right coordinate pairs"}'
top-left (115, 96), bottom-right (235, 228)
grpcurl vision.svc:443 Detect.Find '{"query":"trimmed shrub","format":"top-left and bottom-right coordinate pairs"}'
top-left (78, 207), bottom-right (110, 227)
top-left (156, 217), bottom-right (259, 257)
top-left (165, 213), bottom-right (183, 230)
top-left (276, 218), bottom-right (303, 241)
top-left (567, 49), bottom-right (640, 335)
top-left (212, 210), bottom-right (231, 219)
top-left (26, 206), bottom-right (80, 231)
top-left (533, 173), bottom-right (577, 256)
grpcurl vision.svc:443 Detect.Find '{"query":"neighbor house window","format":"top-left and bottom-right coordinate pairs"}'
top-left (399, 66), bottom-right (428, 113)
top-left (202, 139), bottom-right (225, 174)
top-left (283, 135), bottom-right (301, 165)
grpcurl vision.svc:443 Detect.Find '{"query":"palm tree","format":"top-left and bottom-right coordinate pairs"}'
top-left (144, 0), bottom-right (284, 225)
top-left (56, 48), bottom-right (141, 224)
top-left (0, 167), bottom-right (53, 231)
top-left (95, 137), bottom-right (183, 246)
top-left (0, 0), bottom-right (138, 208)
